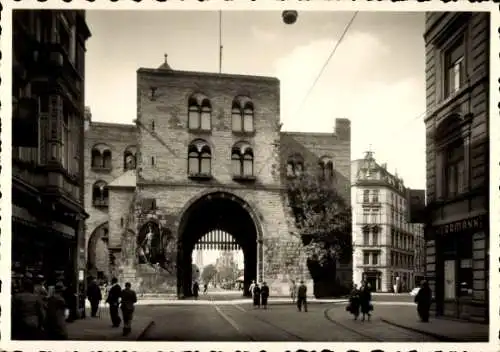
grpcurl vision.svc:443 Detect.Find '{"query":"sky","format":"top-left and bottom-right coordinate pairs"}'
top-left (85, 10), bottom-right (426, 189)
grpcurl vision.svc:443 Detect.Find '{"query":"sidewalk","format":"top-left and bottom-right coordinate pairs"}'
top-left (68, 308), bottom-right (153, 341)
top-left (381, 309), bottom-right (489, 342)
top-left (85, 297), bottom-right (348, 306)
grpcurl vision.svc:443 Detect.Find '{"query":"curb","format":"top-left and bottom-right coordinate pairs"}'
top-left (380, 318), bottom-right (461, 342)
top-left (136, 320), bottom-right (155, 340)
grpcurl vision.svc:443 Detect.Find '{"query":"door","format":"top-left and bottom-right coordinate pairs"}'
top-left (444, 260), bottom-right (456, 300)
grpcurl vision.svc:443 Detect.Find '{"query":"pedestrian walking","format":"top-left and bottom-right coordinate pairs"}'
top-left (11, 277), bottom-right (45, 340)
top-left (193, 281), bottom-right (199, 300)
top-left (249, 280), bottom-right (256, 298)
top-left (359, 283), bottom-right (373, 321)
top-left (260, 282), bottom-right (269, 309)
top-left (346, 284), bottom-right (360, 320)
top-left (203, 283), bottom-right (208, 295)
top-left (106, 277), bottom-right (122, 328)
top-left (87, 277), bottom-right (102, 318)
top-left (297, 280), bottom-right (308, 312)
top-left (414, 280), bottom-right (432, 322)
top-left (120, 282), bottom-right (137, 336)
top-left (62, 282), bottom-right (76, 323)
top-left (44, 282), bottom-right (68, 340)
top-left (252, 282), bottom-right (261, 308)
top-left (289, 279), bottom-right (297, 304)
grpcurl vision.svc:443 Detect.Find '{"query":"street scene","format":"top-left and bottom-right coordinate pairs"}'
top-left (10, 7), bottom-right (491, 344)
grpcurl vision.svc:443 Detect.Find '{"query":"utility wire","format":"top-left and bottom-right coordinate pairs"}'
top-left (256, 12), bottom-right (358, 178)
top-left (292, 11), bottom-right (358, 120)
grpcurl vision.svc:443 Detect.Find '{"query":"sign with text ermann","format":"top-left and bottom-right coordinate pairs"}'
top-left (435, 215), bottom-right (485, 235)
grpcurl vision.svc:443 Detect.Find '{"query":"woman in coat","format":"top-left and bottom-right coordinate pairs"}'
top-left (347, 284), bottom-right (360, 320)
top-left (359, 283), bottom-right (373, 321)
top-left (260, 282), bottom-right (270, 309)
top-left (415, 280), bottom-right (432, 322)
top-left (252, 283), bottom-right (261, 308)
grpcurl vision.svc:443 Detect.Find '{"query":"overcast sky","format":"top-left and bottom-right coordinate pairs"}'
top-left (85, 10), bottom-right (426, 189)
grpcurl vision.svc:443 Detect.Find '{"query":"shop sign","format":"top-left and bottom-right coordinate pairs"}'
top-left (436, 215), bottom-right (484, 235)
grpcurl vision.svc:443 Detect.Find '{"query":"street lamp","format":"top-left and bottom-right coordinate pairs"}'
top-left (282, 10), bottom-right (298, 25)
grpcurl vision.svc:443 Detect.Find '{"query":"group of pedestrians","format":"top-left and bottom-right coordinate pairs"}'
top-left (11, 275), bottom-right (70, 340)
top-left (249, 280), bottom-right (270, 309)
top-left (87, 277), bottom-right (138, 336)
top-left (346, 282), bottom-right (373, 321)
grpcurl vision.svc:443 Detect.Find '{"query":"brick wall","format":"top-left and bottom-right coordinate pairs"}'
top-left (84, 67), bottom-right (352, 295)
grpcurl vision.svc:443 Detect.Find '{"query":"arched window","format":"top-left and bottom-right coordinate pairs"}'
top-left (231, 101), bottom-right (242, 132)
top-left (188, 97), bottom-right (200, 130)
top-left (123, 146), bottom-right (137, 170)
top-left (92, 181), bottom-right (109, 207)
top-left (91, 148), bottom-right (102, 168)
top-left (200, 99), bottom-right (212, 130)
top-left (231, 142), bottom-right (254, 177)
top-left (243, 102), bottom-right (254, 132)
top-left (286, 154), bottom-right (304, 177)
top-left (91, 144), bottom-right (112, 170)
top-left (232, 98), bottom-right (254, 133)
top-left (102, 150), bottom-right (112, 169)
top-left (187, 140), bottom-right (212, 175)
top-left (319, 156), bottom-right (334, 180)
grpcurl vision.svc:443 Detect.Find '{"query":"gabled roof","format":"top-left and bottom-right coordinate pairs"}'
top-left (108, 170), bottom-right (136, 189)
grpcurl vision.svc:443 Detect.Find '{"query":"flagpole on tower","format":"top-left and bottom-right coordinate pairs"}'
top-left (219, 10), bottom-right (223, 73)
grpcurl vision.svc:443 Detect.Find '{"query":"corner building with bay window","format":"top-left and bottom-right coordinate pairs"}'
top-left (84, 57), bottom-right (352, 297)
top-left (423, 12), bottom-right (489, 322)
top-left (12, 10), bottom-right (91, 312)
top-left (351, 152), bottom-right (425, 292)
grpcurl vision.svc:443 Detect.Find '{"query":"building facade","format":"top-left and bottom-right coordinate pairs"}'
top-left (423, 12), bottom-right (489, 322)
top-left (351, 152), bottom-right (425, 292)
top-left (84, 57), bottom-right (351, 297)
top-left (12, 10), bottom-right (91, 311)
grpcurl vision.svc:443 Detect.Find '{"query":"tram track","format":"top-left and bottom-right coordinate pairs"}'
top-left (323, 307), bottom-right (384, 342)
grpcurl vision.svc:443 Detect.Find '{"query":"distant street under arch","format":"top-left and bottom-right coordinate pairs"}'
top-left (177, 192), bottom-right (259, 298)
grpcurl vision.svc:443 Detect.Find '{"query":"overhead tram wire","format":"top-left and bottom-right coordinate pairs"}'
top-left (292, 11), bottom-right (359, 121)
top-left (255, 11), bottom-right (358, 178)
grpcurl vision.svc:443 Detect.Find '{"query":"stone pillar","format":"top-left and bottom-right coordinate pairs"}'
top-left (435, 151), bottom-right (444, 199)
top-left (461, 126), bottom-right (471, 192)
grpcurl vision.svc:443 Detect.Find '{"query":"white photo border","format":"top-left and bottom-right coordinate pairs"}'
top-left (1, 1), bottom-right (498, 352)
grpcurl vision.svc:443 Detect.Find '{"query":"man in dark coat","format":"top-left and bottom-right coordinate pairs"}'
top-left (120, 282), bottom-right (137, 336)
top-left (347, 284), bottom-right (360, 320)
top-left (45, 282), bottom-right (68, 340)
top-left (415, 280), bottom-right (432, 322)
top-left (260, 282), bottom-right (270, 309)
top-left (11, 277), bottom-right (45, 340)
top-left (297, 280), bottom-right (308, 312)
top-left (87, 277), bottom-right (102, 318)
top-left (106, 277), bottom-right (122, 328)
top-left (192, 281), bottom-right (199, 300)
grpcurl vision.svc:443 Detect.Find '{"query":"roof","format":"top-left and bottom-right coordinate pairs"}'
top-left (108, 170), bottom-right (137, 189)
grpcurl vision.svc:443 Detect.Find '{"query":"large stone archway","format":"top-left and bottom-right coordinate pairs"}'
top-left (87, 222), bottom-right (110, 280)
top-left (176, 191), bottom-right (263, 298)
